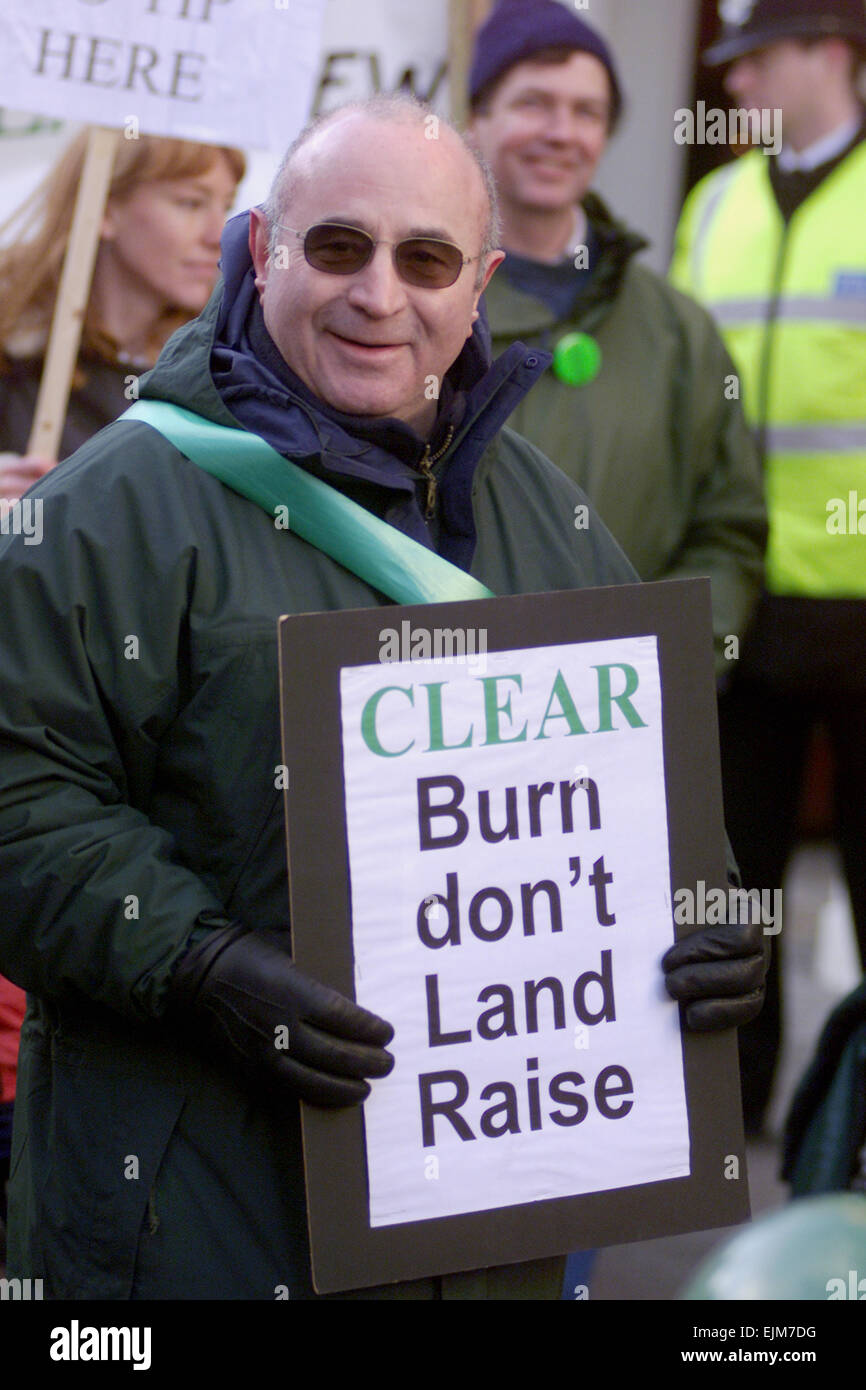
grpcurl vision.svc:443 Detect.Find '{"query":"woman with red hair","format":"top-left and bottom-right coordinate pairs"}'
top-left (0, 129), bottom-right (244, 494)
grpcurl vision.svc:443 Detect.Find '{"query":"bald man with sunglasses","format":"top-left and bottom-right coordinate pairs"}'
top-left (0, 97), bottom-right (766, 1301)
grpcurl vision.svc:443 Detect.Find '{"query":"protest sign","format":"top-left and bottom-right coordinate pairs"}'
top-left (313, 0), bottom-right (449, 115)
top-left (0, 0), bottom-right (325, 149)
top-left (343, 632), bottom-right (687, 1226)
top-left (279, 579), bottom-right (749, 1293)
top-left (0, 0), bottom-right (325, 455)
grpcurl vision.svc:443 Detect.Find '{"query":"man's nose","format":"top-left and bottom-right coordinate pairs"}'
top-left (345, 242), bottom-right (409, 316)
top-left (542, 103), bottom-right (583, 144)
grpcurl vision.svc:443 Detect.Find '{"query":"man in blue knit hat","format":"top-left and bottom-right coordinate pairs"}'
top-left (468, 0), bottom-right (768, 682)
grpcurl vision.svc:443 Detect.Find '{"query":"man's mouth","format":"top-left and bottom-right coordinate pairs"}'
top-left (328, 331), bottom-right (407, 354)
top-left (524, 156), bottom-right (580, 177)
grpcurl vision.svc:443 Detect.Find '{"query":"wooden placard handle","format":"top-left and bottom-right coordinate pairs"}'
top-left (27, 125), bottom-right (120, 459)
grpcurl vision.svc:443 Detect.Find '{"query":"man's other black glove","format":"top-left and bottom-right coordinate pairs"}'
top-left (662, 919), bottom-right (768, 1031)
top-left (168, 923), bottom-right (394, 1107)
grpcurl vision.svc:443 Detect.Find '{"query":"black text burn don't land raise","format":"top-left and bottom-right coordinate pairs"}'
top-left (356, 660), bottom-right (657, 1150)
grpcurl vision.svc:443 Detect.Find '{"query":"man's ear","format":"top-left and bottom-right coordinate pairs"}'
top-left (469, 249), bottom-right (506, 324)
top-left (249, 206), bottom-right (271, 300)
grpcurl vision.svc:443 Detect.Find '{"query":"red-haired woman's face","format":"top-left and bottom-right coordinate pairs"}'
top-left (99, 154), bottom-right (239, 314)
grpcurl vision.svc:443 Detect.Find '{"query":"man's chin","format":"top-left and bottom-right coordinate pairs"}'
top-left (319, 383), bottom-right (414, 422)
top-left (513, 169), bottom-right (589, 211)
top-left (523, 182), bottom-right (587, 211)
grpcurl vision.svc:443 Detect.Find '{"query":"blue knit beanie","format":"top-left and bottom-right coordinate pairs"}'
top-left (469, 0), bottom-right (624, 126)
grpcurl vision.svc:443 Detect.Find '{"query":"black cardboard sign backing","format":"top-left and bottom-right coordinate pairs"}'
top-left (278, 579), bottom-right (749, 1294)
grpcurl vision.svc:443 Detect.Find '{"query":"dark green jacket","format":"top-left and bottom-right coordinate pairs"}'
top-left (484, 194), bottom-right (768, 675)
top-left (0, 349), bottom-right (132, 460)
top-left (0, 258), bottom-right (636, 1299)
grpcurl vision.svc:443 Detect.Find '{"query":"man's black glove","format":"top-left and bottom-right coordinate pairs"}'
top-left (662, 920), bottom-right (768, 1031)
top-left (168, 923), bottom-right (394, 1107)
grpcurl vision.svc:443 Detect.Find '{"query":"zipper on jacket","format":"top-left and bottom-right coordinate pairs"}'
top-left (418, 425), bottom-right (455, 520)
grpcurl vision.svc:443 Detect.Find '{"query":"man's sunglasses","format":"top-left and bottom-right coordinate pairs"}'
top-left (276, 222), bottom-right (480, 289)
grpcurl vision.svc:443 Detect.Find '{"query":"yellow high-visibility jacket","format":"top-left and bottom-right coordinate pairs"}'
top-left (671, 140), bottom-right (866, 597)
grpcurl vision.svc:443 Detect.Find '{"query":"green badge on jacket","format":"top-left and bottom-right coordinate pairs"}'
top-left (552, 332), bottom-right (602, 387)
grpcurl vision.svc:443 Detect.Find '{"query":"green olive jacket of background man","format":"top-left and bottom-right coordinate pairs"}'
top-left (483, 194), bottom-right (769, 677)
top-left (0, 234), bottom-right (642, 1299)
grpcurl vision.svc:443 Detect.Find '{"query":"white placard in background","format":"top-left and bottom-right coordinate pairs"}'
top-left (314, 0), bottom-right (448, 114)
top-left (340, 634), bottom-right (690, 1228)
top-left (0, 0), bottom-right (326, 150)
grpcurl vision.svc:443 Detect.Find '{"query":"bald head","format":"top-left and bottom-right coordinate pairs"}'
top-left (262, 95), bottom-right (501, 287)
